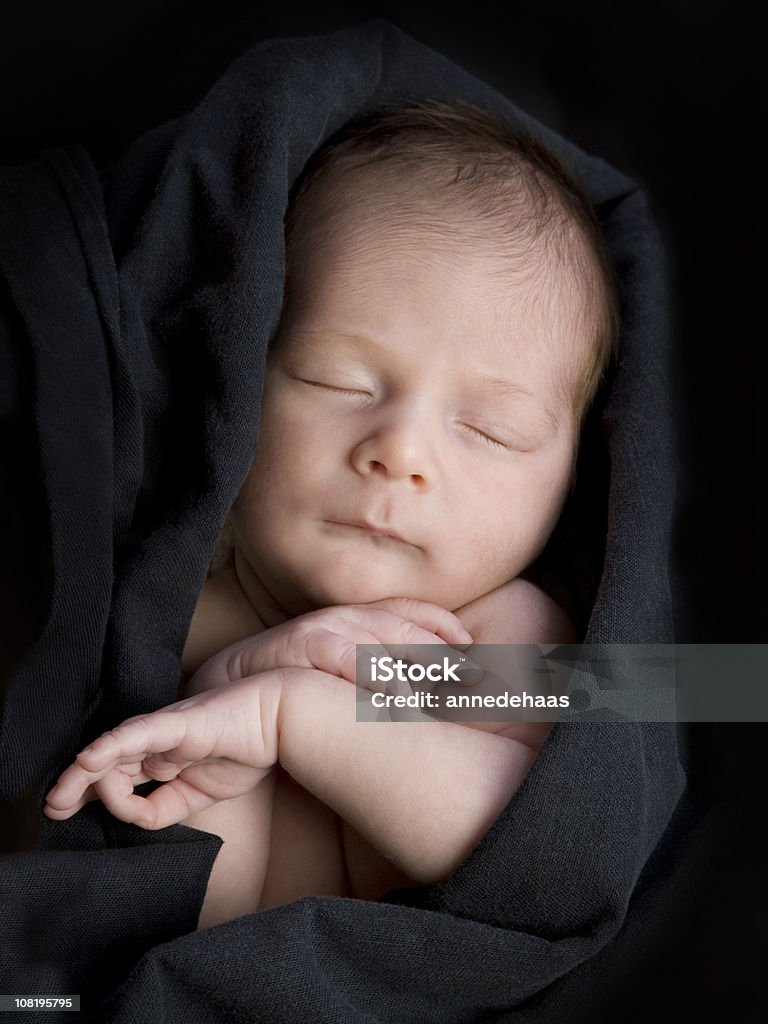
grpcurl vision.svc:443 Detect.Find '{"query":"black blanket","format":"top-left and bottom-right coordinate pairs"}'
top-left (1, 18), bottom-right (707, 1022)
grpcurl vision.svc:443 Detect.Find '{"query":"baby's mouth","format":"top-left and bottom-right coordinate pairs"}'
top-left (326, 519), bottom-right (411, 544)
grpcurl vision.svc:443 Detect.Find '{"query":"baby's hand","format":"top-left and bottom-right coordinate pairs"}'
top-left (43, 671), bottom-right (292, 830)
top-left (184, 598), bottom-right (477, 697)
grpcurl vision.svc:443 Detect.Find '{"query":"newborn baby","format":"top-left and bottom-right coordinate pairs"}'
top-left (43, 100), bottom-right (618, 929)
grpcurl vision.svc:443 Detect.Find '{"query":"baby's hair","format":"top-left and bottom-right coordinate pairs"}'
top-left (207, 100), bottom-right (620, 578)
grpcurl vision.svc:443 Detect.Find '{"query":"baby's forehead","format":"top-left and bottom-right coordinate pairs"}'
top-left (283, 197), bottom-right (598, 400)
top-left (300, 190), bottom-right (585, 305)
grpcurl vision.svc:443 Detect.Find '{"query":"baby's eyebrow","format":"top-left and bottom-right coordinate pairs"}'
top-left (290, 328), bottom-right (383, 354)
top-left (469, 374), bottom-right (533, 400)
top-left (466, 374), bottom-right (561, 433)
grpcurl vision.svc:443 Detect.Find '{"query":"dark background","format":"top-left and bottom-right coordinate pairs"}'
top-left (2, 1), bottom-right (764, 1018)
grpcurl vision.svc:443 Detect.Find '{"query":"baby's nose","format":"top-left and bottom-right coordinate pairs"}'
top-left (351, 413), bottom-right (436, 487)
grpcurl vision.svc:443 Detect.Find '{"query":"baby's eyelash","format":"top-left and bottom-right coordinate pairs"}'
top-left (301, 379), bottom-right (370, 398)
top-left (459, 423), bottom-right (509, 450)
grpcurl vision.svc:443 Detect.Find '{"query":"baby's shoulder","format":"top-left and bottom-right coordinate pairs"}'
top-left (454, 577), bottom-right (579, 645)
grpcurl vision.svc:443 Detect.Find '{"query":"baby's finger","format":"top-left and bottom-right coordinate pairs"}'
top-left (301, 626), bottom-right (423, 696)
top-left (79, 712), bottom-right (205, 768)
top-left (45, 713), bottom-right (201, 810)
top-left (355, 599), bottom-right (474, 647)
top-left (377, 639), bottom-right (483, 689)
top-left (96, 772), bottom-right (216, 830)
top-left (44, 758), bottom-right (139, 817)
top-left (336, 606), bottom-right (483, 686)
top-left (44, 760), bottom-right (109, 815)
top-left (43, 791), bottom-right (91, 820)
top-left (301, 625), bottom-right (390, 689)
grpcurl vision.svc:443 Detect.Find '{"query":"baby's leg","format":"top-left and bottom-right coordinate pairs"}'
top-left (182, 768), bottom-right (278, 930)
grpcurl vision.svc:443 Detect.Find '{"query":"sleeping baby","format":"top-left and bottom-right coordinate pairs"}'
top-left (43, 100), bottom-right (619, 929)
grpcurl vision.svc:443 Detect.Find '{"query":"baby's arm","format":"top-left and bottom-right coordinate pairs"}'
top-left (44, 667), bottom-right (532, 887)
top-left (453, 575), bottom-right (578, 646)
top-left (46, 583), bottom-right (574, 891)
top-left (449, 576), bottom-right (578, 747)
top-left (275, 671), bottom-right (537, 885)
top-left (274, 578), bottom-right (577, 885)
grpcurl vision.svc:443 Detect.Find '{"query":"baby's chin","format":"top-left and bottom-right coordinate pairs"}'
top-left (304, 578), bottom-right (415, 610)
top-left (297, 568), bottom-right (467, 613)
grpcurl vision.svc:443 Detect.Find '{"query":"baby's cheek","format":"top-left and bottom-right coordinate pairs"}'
top-left (272, 415), bottom-right (330, 475)
top-left (458, 514), bottom-right (523, 578)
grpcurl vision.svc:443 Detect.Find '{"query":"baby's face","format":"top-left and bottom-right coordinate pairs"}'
top-left (230, 218), bottom-right (583, 616)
